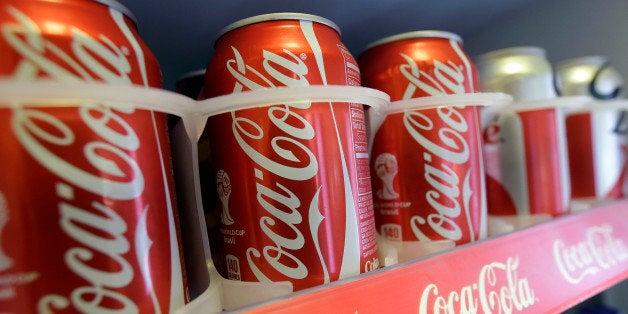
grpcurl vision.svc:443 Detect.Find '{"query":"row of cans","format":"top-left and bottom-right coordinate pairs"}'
top-left (476, 46), bottom-right (626, 217)
top-left (1, 1), bottom-right (625, 312)
top-left (196, 14), bottom-right (491, 294)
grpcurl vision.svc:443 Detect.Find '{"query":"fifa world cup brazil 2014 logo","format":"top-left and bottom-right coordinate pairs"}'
top-left (217, 170), bottom-right (234, 225)
top-left (374, 153), bottom-right (400, 200)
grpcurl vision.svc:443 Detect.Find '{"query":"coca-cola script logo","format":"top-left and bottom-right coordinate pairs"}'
top-left (399, 39), bottom-right (471, 98)
top-left (223, 21), bottom-right (333, 284)
top-left (553, 225), bottom-right (628, 284)
top-left (2, 6), bottom-right (166, 312)
top-left (404, 106), bottom-right (474, 242)
top-left (419, 257), bottom-right (537, 314)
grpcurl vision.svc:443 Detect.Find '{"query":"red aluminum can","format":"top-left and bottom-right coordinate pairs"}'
top-left (567, 105), bottom-right (628, 200)
top-left (176, 69), bottom-right (206, 100)
top-left (359, 30), bottom-right (479, 99)
top-left (359, 31), bottom-right (486, 245)
top-left (0, 0), bottom-right (187, 312)
top-left (202, 13), bottom-right (379, 291)
top-left (495, 102), bottom-right (571, 216)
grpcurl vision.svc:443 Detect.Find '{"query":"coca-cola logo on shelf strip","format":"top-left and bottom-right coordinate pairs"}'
top-left (419, 257), bottom-right (537, 313)
top-left (2, 6), bottom-right (167, 312)
top-left (553, 225), bottom-right (628, 284)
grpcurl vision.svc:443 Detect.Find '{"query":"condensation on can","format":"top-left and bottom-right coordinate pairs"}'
top-left (476, 46), bottom-right (556, 102)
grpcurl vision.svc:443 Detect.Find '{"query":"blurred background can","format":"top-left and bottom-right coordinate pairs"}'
top-left (476, 46), bottom-right (556, 102)
top-left (476, 46), bottom-right (570, 217)
top-left (359, 30), bottom-right (487, 245)
top-left (557, 56), bottom-right (627, 202)
top-left (0, 0), bottom-right (188, 312)
top-left (555, 55), bottom-right (624, 100)
top-left (201, 13), bottom-right (379, 291)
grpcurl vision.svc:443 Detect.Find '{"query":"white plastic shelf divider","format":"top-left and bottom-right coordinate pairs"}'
top-left (233, 199), bottom-right (628, 313)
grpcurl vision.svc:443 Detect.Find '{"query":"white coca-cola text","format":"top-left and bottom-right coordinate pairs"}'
top-left (419, 257), bottom-right (536, 314)
top-left (3, 6), bottom-right (159, 313)
top-left (399, 52), bottom-right (466, 98)
top-left (226, 45), bottom-right (328, 282)
top-left (553, 225), bottom-right (628, 284)
top-left (405, 106), bottom-right (473, 242)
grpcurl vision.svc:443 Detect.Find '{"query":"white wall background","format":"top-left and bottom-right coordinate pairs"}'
top-left (464, 0), bottom-right (628, 90)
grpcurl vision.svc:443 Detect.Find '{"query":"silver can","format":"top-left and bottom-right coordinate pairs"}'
top-left (555, 55), bottom-right (624, 100)
top-left (476, 46), bottom-right (556, 102)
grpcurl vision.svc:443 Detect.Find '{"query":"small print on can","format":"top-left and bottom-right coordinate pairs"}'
top-left (202, 13), bottom-right (379, 291)
top-left (0, 1), bottom-right (188, 312)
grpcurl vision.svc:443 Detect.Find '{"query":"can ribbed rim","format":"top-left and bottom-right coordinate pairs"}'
top-left (91, 0), bottom-right (137, 25)
top-left (364, 30), bottom-right (463, 51)
top-left (477, 46), bottom-right (546, 63)
top-left (555, 55), bottom-right (608, 70)
top-left (215, 13), bottom-right (341, 45)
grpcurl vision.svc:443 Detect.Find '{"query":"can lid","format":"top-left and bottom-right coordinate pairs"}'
top-left (364, 30), bottom-right (462, 51)
top-left (477, 46), bottom-right (546, 63)
top-left (555, 55), bottom-right (608, 70)
top-left (91, 0), bottom-right (137, 25)
top-left (216, 13), bottom-right (341, 44)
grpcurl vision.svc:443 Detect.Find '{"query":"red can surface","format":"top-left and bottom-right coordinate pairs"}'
top-left (359, 31), bottom-right (479, 100)
top-left (359, 31), bottom-right (486, 245)
top-left (371, 104), bottom-right (486, 244)
top-left (0, 1), bottom-right (187, 312)
top-left (203, 13), bottom-right (379, 291)
top-left (496, 105), bottom-right (571, 216)
top-left (567, 107), bottom-right (628, 199)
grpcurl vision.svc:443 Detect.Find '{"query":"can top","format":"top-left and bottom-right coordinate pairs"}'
top-left (477, 46), bottom-right (546, 63)
top-left (92, 0), bottom-right (137, 25)
top-left (216, 13), bottom-right (341, 44)
top-left (364, 30), bottom-right (463, 51)
top-left (555, 55), bottom-right (608, 70)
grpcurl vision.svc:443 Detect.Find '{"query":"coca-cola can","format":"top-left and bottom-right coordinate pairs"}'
top-left (359, 30), bottom-right (479, 99)
top-left (475, 46), bottom-right (560, 217)
top-left (566, 103), bottom-right (628, 200)
top-left (476, 46), bottom-right (557, 102)
top-left (555, 56), bottom-right (624, 100)
top-left (202, 13), bottom-right (379, 291)
top-left (0, 0), bottom-right (188, 312)
top-left (359, 31), bottom-right (487, 245)
top-left (494, 99), bottom-right (574, 216)
top-left (176, 69), bottom-right (206, 100)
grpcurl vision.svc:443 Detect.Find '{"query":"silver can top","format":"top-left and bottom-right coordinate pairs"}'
top-left (555, 55), bottom-right (624, 99)
top-left (364, 30), bottom-right (463, 51)
top-left (476, 46), bottom-right (556, 102)
top-left (216, 13), bottom-right (341, 43)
